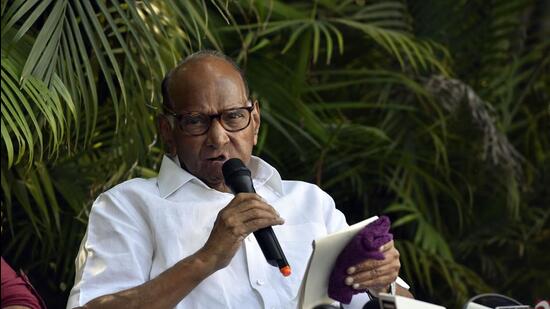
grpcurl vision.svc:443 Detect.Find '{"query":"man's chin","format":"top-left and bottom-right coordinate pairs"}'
top-left (205, 178), bottom-right (229, 192)
top-left (198, 162), bottom-right (231, 191)
top-left (199, 172), bottom-right (226, 190)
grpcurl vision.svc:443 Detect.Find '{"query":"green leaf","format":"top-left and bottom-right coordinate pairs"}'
top-left (1, 120), bottom-right (15, 167)
top-left (392, 213), bottom-right (418, 228)
top-left (6, 0), bottom-right (52, 42)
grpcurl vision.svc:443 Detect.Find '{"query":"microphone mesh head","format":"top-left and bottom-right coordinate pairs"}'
top-left (222, 158), bottom-right (251, 184)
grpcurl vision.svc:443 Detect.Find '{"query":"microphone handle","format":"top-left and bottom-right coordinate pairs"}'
top-left (253, 227), bottom-right (288, 268)
top-left (227, 174), bottom-right (288, 268)
top-left (225, 170), bottom-right (290, 274)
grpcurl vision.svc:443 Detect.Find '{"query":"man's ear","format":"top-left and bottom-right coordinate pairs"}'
top-left (252, 100), bottom-right (261, 146)
top-left (158, 114), bottom-right (176, 156)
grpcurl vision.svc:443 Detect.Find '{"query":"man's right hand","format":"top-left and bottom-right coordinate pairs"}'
top-left (200, 193), bottom-right (285, 270)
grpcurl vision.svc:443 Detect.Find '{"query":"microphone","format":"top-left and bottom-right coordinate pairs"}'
top-left (222, 158), bottom-right (291, 277)
top-left (362, 300), bottom-right (380, 309)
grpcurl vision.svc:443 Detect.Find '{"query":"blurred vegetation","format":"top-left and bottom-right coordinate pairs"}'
top-left (1, 0), bottom-right (548, 308)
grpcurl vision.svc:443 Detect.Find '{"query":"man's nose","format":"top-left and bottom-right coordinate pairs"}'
top-left (205, 118), bottom-right (230, 148)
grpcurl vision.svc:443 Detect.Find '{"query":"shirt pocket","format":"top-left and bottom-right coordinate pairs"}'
top-left (273, 222), bottom-right (327, 301)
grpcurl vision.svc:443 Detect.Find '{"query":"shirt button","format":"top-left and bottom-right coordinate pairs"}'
top-left (256, 279), bottom-right (265, 286)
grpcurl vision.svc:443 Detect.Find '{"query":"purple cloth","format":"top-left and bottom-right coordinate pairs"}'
top-left (328, 216), bottom-right (393, 304)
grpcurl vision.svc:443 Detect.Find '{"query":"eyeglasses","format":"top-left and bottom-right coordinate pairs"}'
top-left (164, 102), bottom-right (255, 136)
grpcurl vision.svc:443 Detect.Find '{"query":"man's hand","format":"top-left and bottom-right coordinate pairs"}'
top-left (200, 193), bottom-right (284, 270)
top-left (343, 240), bottom-right (400, 293)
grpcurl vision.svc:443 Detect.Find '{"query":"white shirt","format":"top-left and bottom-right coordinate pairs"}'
top-left (67, 156), bottom-right (398, 308)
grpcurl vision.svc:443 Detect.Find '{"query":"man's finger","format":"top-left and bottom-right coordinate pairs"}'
top-left (244, 217), bottom-right (285, 232)
top-left (380, 240), bottom-right (394, 252)
top-left (222, 198), bottom-right (277, 217)
top-left (348, 246), bottom-right (399, 274)
top-left (347, 262), bottom-right (400, 284)
top-left (230, 192), bottom-right (265, 205)
top-left (348, 257), bottom-right (391, 274)
top-left (349, 273), bottom-right (397, 290)
top-left (239, 208), bottom-right (281, 223)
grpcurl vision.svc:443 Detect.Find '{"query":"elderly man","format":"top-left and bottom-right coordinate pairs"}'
top-left (67, 50), bottom-right (411, 309)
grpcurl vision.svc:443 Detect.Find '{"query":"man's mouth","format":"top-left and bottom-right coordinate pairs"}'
top-left (207, 155), bottom-right (226, 162)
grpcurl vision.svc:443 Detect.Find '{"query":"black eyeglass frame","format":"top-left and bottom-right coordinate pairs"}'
top-left (163, 101), bottom-right (256, 136)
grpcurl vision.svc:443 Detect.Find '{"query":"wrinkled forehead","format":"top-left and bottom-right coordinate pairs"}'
top-left (168, 57), bottom-right (248, 112)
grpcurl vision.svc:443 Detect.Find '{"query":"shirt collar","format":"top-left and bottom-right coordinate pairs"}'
top-left (248, 156), bottom-right (283, 197)
top-left (157, 155), bottom-right (194, 198)
top-left (157, 155), bottom-right (284, 198)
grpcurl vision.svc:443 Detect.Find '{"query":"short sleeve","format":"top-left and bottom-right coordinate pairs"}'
top-left (66, 192), bottom-right (153, 308)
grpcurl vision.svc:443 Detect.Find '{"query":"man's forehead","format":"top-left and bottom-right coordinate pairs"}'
top-left (167, 56), bottom-right (247, 110)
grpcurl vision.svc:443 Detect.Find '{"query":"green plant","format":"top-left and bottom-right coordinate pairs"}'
top-left (1, 0), bottom-right (548, 307)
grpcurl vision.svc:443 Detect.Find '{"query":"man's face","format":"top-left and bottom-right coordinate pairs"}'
top-left (159, 56), bottom-right (260, 192)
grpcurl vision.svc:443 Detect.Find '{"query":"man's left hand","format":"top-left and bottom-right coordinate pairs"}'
top-left (343, 240), bottom-right (400, 293)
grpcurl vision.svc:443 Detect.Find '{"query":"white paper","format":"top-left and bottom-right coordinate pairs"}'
top-left (379, 293), bottom-right (446, 309)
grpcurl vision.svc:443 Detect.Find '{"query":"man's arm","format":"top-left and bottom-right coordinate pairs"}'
top-left (82, 248), bottom-right (215, 309)
top-left (79, 193), bottom-right (283, 309)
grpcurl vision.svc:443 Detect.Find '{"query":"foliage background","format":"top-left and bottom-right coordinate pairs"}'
top-left (1, 0), bottom-right (548, 308)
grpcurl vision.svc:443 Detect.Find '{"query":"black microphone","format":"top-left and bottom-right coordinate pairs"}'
top-left (222, 158), bottom-right (291, 277)
top-left (363, 300), bottom-right (381, 309)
